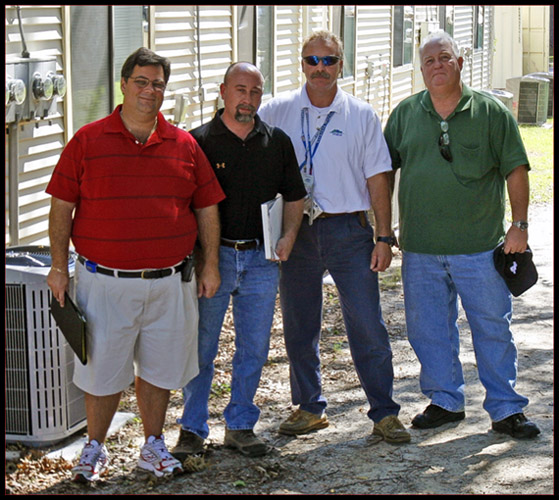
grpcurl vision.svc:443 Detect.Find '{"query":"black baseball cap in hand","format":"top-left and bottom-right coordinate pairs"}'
top-left (493, 243), bottom-right (538, 297)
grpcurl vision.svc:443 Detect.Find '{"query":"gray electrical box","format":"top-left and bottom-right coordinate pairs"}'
top-left (5, 55), bottom-right (66, 123)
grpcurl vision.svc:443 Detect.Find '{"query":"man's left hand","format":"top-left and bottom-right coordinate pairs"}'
top-left (370, 243), bottom-right (392, 272)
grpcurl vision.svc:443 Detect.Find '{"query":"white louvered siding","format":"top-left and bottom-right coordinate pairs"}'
top-left (452, 5), bottom-right (474, 87)
top-left (354, 6), bottom-right (393, 121)
top-left (5, 5), bottom-right (501, 246)
top-left (5, 5), bottom-right (65, 246)
top-left (274, 6), bottom-right (304, 95)
top-left (151, 5), bottom-right (233, 130)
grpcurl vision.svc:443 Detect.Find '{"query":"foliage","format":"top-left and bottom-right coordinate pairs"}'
top-left (519, 119), bottom-right (554, 205)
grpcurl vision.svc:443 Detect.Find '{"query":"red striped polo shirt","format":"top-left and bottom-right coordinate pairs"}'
top-left (46, 105), bottom-right (225, 269)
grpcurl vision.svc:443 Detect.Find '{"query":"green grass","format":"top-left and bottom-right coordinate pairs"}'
top-left (519, 119), bottom-right (554, 205)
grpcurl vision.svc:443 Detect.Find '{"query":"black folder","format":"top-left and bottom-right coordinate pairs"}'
top-left (50, 293), bottom-right (88, 365)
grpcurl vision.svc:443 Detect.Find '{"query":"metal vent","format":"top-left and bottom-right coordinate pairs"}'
top-left (5, 246), bottom-right (86, 446)
top-left (518, 80), bottom-right (549, 125)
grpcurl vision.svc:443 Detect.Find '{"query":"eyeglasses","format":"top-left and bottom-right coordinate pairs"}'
top-left (302, 55), bottom-right (341, 66)
top-left (438, 120), bottom-right (453, 162)
top-left (130, 76), bottom-right (166, 93)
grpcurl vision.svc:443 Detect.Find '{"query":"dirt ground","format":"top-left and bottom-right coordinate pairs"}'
top-left (5, 203), bottom-right (553, 495)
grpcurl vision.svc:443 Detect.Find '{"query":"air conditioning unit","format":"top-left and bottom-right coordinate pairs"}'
top-left (527, 72), bottom-right (554, 118)
top-left (483, 89), bottom-right (514, 114)
top-left (6, 246), bottom-right (87, 447)
top-left (506, 75), bottom-right (550, 125)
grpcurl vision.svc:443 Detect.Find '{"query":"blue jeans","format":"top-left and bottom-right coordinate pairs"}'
top-left (280, 213), bottom-right (400, 423)
top-left (402, 250), bottom-right (529, 422)
top-left (178, 245), bottom-right (279, 438)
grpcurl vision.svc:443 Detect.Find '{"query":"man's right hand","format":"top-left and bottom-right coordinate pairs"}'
top-left (47, 268), bottom-right (69, 306)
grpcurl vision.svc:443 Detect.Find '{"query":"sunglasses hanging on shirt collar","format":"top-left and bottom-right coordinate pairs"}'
top-left (438, 120), bottom-right (453, 162)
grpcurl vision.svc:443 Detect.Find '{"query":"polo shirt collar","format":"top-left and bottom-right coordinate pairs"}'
top-left (105, 104), bottom-right (176, 140)
top-left (420, 84), bottom-right (474, 119)
top-left (300, 84), bottom-right (344, 113)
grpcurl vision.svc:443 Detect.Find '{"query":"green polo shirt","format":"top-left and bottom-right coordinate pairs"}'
top-left (384, 84), bottom-right (530, 255)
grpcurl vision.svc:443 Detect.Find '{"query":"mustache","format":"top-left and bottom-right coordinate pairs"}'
top-left (236, 104), bottom-right (257, 113)
top-left (311, 71), bottom-right (331, 79)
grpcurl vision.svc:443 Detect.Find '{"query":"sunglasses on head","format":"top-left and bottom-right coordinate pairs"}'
top-left (438, 120), bottom-right (453, 162)
top-left (302, 55), bottom-right (341, 66)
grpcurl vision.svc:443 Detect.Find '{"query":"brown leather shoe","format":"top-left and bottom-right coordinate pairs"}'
top-left (224, 429), bottom-right (268, 457)
top-left (171, 428), bottom-right (205, 461)
top-left (278, 409), bottom-right (329, 435)
top-left (372, 415), bottom-right (411, 444)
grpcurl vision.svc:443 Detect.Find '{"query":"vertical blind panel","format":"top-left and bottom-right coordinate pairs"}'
top-left (70, 6), bottom-right (111, 133)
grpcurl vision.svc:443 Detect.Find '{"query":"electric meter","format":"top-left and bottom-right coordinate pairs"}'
top-left (32, 72), bottom-right (54, 100)
top-left (47, 71), bottom-right (67, 98)
top-left (7, 78), bottom-right (27, 105)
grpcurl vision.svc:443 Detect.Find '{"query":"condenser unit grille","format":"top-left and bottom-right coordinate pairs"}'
top-left (6, 284), bottom-right (32, 435)
top-left (5, 251), bottom-right (87, 446)
top-left (518, 81), bottom-right (548, 125)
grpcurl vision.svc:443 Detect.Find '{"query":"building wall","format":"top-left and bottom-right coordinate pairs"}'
top-left (522, 6), bottom-right (551, 74)
top-left (6, 5), bottom-right (498, 247)
top-left (5, 5), bottom-right (65, 246)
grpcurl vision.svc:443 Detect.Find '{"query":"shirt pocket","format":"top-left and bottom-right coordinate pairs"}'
top-left (450, 142), bottom-right (493, 185)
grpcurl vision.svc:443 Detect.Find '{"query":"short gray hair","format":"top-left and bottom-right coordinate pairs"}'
top-left (419, 31), bottom-right (460, 60)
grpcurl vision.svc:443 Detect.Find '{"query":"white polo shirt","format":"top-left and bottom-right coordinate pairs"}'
top-left (259, 84), bottom-right (392, 213)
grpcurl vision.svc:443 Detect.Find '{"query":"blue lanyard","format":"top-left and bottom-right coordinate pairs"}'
top-left (300, 108), bottom-right (335, 175)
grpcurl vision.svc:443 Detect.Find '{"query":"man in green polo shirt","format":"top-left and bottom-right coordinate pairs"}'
top-left (384, 31), bottom-right (540, 439)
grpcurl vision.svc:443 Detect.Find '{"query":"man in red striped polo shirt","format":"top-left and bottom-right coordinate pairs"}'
top-left (46, 47), bottom-right (225, 483)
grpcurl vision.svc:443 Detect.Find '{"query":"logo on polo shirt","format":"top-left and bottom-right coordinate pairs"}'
top-left (216, 162), bottom-right (226, 169)
top-left (330, 129), bottom-right (343, 137)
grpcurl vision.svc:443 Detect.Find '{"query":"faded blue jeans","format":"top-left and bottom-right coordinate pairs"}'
top-left (402, 249), bottom-right (529, 422)
top-left (177, 245), bottom-right (279, 439)
top-left (280, 213), bottom-right (401, 423)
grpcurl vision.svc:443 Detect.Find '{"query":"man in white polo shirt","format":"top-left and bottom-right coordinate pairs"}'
top-left (259, 30), bottom-right (409, 444)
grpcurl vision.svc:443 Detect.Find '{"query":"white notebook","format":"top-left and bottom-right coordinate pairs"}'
top-left (261, 194), bottom-right (284, 260)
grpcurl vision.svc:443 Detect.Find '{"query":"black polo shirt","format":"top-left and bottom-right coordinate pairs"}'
top-left (189, 109), bottom-right (306, 240)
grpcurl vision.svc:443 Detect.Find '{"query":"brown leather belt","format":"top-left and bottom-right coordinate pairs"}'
top-left (316, 211), bottom-right (363, 218)
top-left (316, 211), bottom-right (368, 227)
top-left (220, 238), bottom-right (259, 251)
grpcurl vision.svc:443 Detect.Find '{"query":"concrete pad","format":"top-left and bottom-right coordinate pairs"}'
top-left (45, 412), bottom-right (135, 461)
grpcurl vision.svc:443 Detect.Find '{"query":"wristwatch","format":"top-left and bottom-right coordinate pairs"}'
top-left (376, 235), bottom-right (397, 247)
top-left (512, 220), bottom-right (529, 231)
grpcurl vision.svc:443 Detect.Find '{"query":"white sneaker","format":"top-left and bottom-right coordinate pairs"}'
top-left (72, 439), bottom-right (109, 483)
top-left (138, 434), bottom-right (183, 478)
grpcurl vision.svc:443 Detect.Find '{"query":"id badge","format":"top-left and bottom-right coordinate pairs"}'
top-left (302, 172), bottom-right (314, 192)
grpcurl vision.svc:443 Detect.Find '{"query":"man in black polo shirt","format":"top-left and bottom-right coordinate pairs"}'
top-left (172, 62), bottom-right (306, 459)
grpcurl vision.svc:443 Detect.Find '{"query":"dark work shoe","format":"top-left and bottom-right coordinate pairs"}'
top-left (411, 404), bottom-right (465, 429)
top-left (171, 428), bottom-right (205, 461)
top-left (492, 413), bottom-right (541, 439)
top-left (224, 429), bottom-right (268, 457)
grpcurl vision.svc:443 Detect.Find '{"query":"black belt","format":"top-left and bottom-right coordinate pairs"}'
top-left (78, 255), bottom-right (188, 279)
top-left (220, 238), bottom-right (259, 251)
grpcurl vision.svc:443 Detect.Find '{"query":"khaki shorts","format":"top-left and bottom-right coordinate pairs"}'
top-left (72, 260), bottom-right (199, 396)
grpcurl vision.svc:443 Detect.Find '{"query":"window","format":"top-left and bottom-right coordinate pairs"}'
top-left (474, 6), bottom-right (484, 49)
top-left (438, 5), bottom-right (454, 37)
top-left (333, 6), bottom-right (356, 79)
top-left (393, 6), bottom-right (414, 67)
top-left (70, 5), bottom-right (143, 133)
top-left (237, 5), bottom-right (274, 95)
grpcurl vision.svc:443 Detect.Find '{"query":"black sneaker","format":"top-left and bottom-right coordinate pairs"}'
top-left (492, 413), bottom-right (541, 439)
top-left (411, 404), bottom-right (465, 429)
